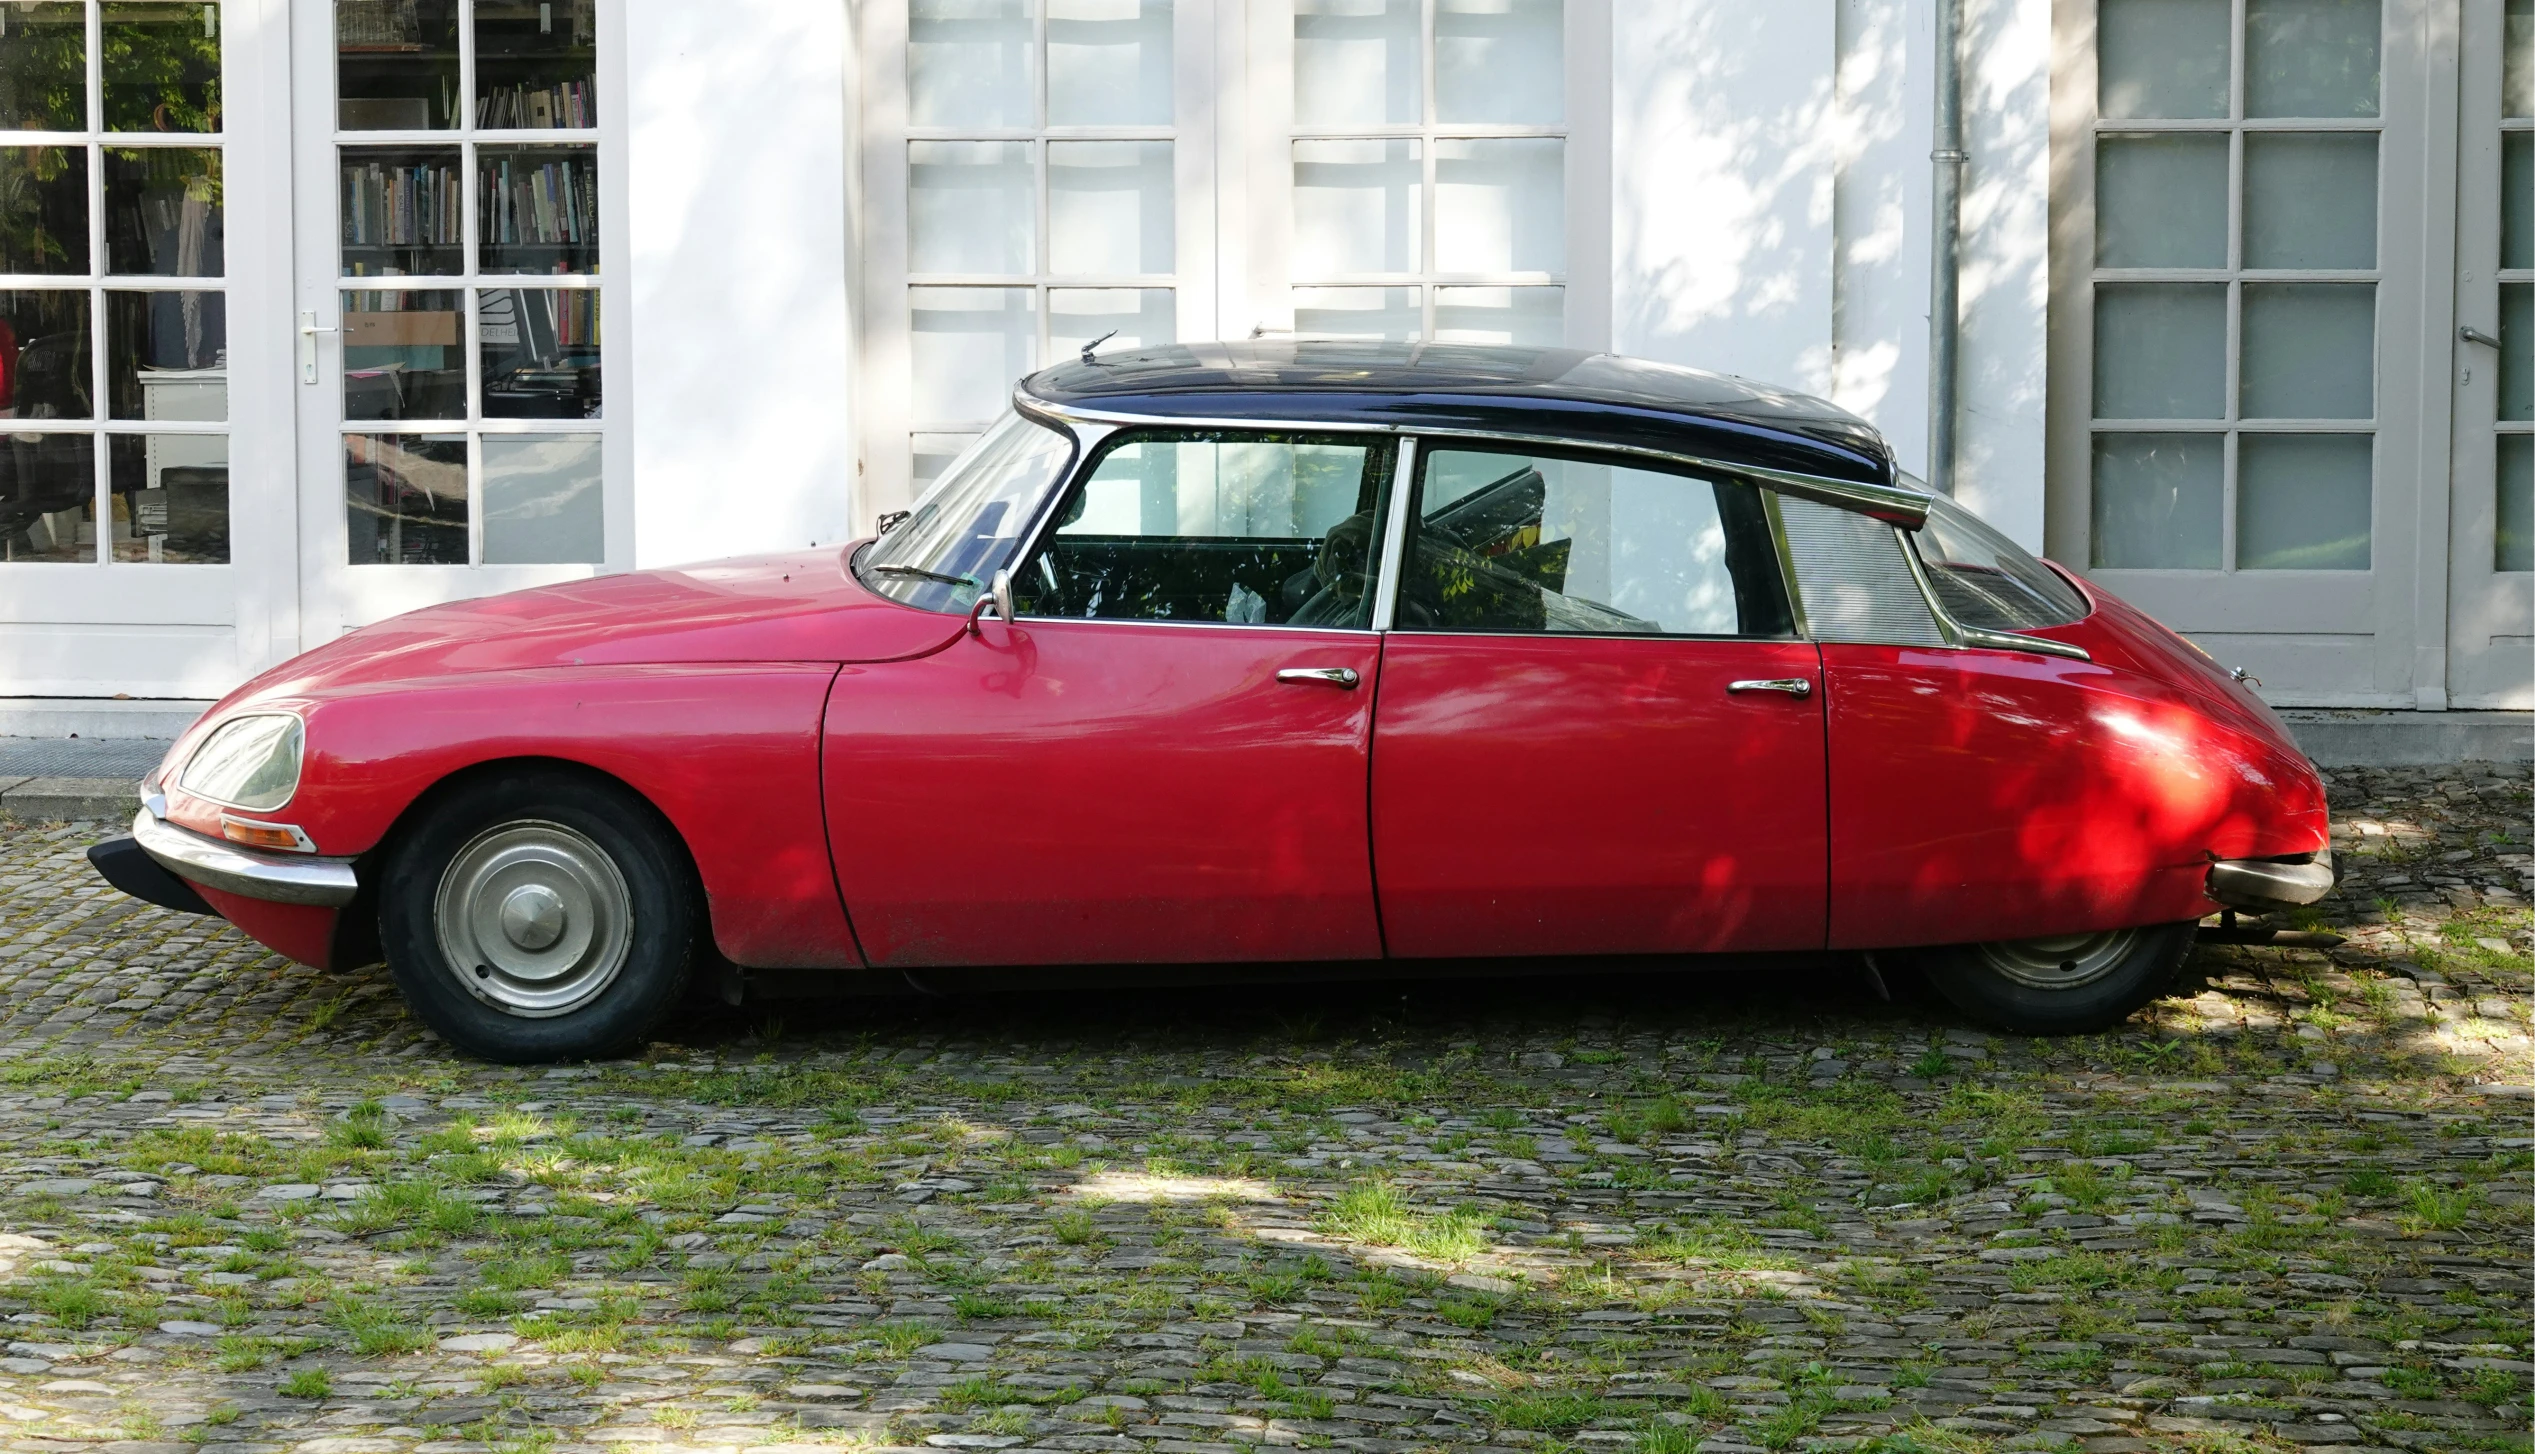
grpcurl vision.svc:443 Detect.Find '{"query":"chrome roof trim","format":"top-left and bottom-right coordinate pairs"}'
top-left (1015, 392), bottom-right (1933, 528)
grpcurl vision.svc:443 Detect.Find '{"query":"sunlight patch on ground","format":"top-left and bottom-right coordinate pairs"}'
top-left (1061, 1170), bottom-right (1283, 1204)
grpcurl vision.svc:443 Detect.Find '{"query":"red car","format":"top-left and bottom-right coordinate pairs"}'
top-left (89, 343), bottom-right (2333, 1063)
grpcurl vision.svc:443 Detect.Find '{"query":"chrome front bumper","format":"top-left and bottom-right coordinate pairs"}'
top-left (2208, 848), bottom-right (2336, 910)
top-left (131, 804), bottom-right (360, 908)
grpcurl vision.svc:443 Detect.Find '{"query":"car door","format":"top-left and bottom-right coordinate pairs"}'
top-left (1369, 444), bottom-right (1830, 958)
top-left (824, 428), bottom-right (1400, 969)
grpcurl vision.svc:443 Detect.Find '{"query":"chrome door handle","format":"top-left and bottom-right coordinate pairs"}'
top-left (1277, 667), bottom-right (1360, 689)
top-left (2461, 325), bottom-right (2503, 350)
top-left (1727, 678), bottom-right (1813, 698)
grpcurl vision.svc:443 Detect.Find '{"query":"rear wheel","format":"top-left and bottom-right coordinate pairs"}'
top-left (381, 770), bottom-right (697, 1063)
top-left (1914, 922), bottom-right (2196, 1035)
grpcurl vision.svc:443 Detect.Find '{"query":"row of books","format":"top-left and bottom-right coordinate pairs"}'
top-left (477, 80), bottom-right (594, 129)
top-left (482, 156), bottom-right (597, 248)
top-left (342, 161), bottom-right (465, 248)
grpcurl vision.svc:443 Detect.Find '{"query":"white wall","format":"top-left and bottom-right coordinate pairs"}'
top-left (624, 0), bottom-right (855, 568)
top-left (1609, 0), bottom-right (2050, 550)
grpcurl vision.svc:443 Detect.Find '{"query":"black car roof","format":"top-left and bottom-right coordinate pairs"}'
top-left (1018, 340), bottom-right (1896, 487)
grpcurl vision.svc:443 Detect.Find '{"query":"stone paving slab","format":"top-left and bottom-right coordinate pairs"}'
top-left (0, 781), bottom-right (136, 824)
top-left (0, 764), bottom-right (2523, 1454)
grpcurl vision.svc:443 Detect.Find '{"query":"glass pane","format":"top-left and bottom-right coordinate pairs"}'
top-left (3, 432), bottom-right (95, 561)
top-left (1403, 449), bottom-right (1787, 636)
top-left (2238, 432), bottom-right (2371, 568)
top-left (479, 288), bottom-right (599, 418)
top-left (1048, 140), bottom-right (1172, 277)
top-left (2499, 434), bottom-right (2533, 571)
top-left (107, 289), bottom-right (224, 420)
top-left (2501, 282), bottom-right (2530, 423)
top-left (2095, 134), bottom-right (2228, 268)
top-left (1435, 285), bottom-right (1561, 344)
top-left (2246, 0), bottom-right (2380, 118)
top-left (1913, 496), bottom-right (2090, 628)
top-left (2503, 133), bottom-right (2531, 272)
top-left (1047, 0), bottom-right (1170, 127)
top-left (2508, 0), bottom-right (2532, 117)
top-left (909, 140), bottom-right (1034, 276)
top-left (1295, 285), bottom-right (1418, 339)
top-left (482, 433), bottom-right (600, 564)
top-left (911, 431), bottom-right (976, 498)
top-left (1774, 494), bottom-right (1945, 644)
top-left (1434, 138), bottom-right (1563, 275)
top-left (910, 286), bottom-right (1035, 425)
top-left (106, 148), bottom-right (222, 276)
top-left (342, 288), bottom-right (461, 421)
top-left (103, 3), bottom-right (221, 134)
top-left (865, 410), bottom-right (1076, 612)
top-left (337, 0), bottom-right (460, 130)
top-left (346, 432), bottom-right (464, 564)
top-left (1294, 0), bottom-right (1418, 127)
top-left (109, 431), bottom-right (224, 562)
top-left (0, 289), bottom-right (91, 419)
top-left (1435, 0), bottom-right (1561, 125)
top-left (1023, 432), bottom-right (1392, 628)
top-left (0, 147), bottom-right (87, 274)
top-left (479, 145), bottom-right (597, 274)
top-left (2090, 432), bottom-right (2221, 567)
top-left (1293, 139), bottom-right (1420, 277)
top-left (1050, 286), bottom-right (1171, 359)
top-left (2098, 0), bottom-right (2229, 119)
top-left (0, 1), bottom-right (88, 130)
top-left (475, 0), bottom-right (594, 128)
top-left (2241, 282), bottom-right (2374, 418)
top-left (2243, 133), bottom-right (2377, 269)
top-left (340, 146), bottom-right (462, 276)
top-left (909, 0), bottom-right (1032, 129)
top-left (2092, 284), bottom-right (2226, 419)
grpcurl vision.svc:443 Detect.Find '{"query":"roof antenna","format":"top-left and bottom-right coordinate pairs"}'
top-left (1079, 329), bottom-right (1119, 366)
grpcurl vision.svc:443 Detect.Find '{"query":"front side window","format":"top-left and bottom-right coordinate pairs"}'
top-left (1911, 495), bottom-right (2092, 631)
top-left (855, 409), bottom-right (1076, 612)
top-left (1394, 447), bottom-right (1792, 637)
top-left (1014, 430), bottom-right (1396, 628)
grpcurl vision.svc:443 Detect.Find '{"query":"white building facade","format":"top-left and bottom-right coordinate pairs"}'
top-left (0, 0), bottom-right (2525, 712)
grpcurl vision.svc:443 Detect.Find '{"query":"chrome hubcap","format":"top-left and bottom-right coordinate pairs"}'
top-left (1975, 927), bottom-right (2140, 991)
top-left (434, 821), bottom-right (631, 1018)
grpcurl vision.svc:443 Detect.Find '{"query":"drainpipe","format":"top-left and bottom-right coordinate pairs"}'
top-left (1927, 0), bottom-right (1966, 495)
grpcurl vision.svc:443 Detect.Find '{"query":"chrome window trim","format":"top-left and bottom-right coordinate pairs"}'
top-left (1759, 490), bottom-right (1813, 640)
top-left (1369, 437), bottom-right (1418, 633)
top-left (1894, 524), bottom-right (2095, 662)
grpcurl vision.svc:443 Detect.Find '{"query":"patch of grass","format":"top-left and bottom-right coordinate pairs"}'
top-left (871, 1321), bottom-right (940, 1357)
top-left (1490, 1390), bottom-right (1610, 1431)
top-left (953, 1293), bottom-right (1012, 1321)
top-left (2400, 1180), bottom-right (2479, 1232)
top-left (327, 1296), bottom-right (432, 1356)
top-left (455, 1288), bottom-right (528, 1319)
top-left (483, 1253), bottom-right (571, 1291)
top-left (1050, 1209), bottom-right (1104, 1246)
top-left (279, 1367), bottom-right (332, 1399)
top-left (1316, 1179), bottom-right (1489, 1262)
top-left (25, 1277), bottom-right (109, 1329)
top-left (1436, 1292), bottom-right (1503, 1330)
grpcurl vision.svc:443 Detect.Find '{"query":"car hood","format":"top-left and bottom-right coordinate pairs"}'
top-left (226, 544), bottom-right (966, 704)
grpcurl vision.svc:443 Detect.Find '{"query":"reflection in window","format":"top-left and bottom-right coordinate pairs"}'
top-left (0, 289), bottom-right (94, 420)
top-left (482, 434), bottom-right (600, 563)
top-left (0, 147), bottom-right (89, 274)
top-left (346, 431), bottom-right (466, 564)
top-left (109, 431), bottom-right (225, 561)
top-left (107, 288), bottom-right (224, 420)
top-left (0, 1), bottom-right (88, 130)
top-left (1400, 448), bottom-right (1789, 637)
top-left (476, 0), bottom-right (595, 128)
top-left (105, 147), bottom-right (222, 275)
top-left (337, 0), bottom-right (460, 130)
top-left (1019, 431), bottom-right (1395, 629)
top-left (342, 288), bottom-right (461, 420)
top-left (479, 288), bottom-right (599, 418)
top-left (0, 431), bottom-right (97, 561)
top-left (103, 2), bottom-right (222, 134)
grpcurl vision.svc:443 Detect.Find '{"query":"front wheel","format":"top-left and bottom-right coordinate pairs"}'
top-left (380, 770), bottom-right (698, 1063)
top-left (1912, 922), bottom-right (2196, 1035)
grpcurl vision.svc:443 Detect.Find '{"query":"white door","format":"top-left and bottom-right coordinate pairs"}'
top-left (2445, 0), bottom-right (2534, 707)
top-left (290, 0), bottom-right (626, 645)
top-left (0, 0), bottom-right (291, 699)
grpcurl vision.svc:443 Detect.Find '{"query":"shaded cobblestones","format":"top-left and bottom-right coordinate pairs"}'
top-left (0, 764), bottom-right (2523, 1454)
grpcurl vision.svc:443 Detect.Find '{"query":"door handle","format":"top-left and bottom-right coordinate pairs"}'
top-left (2461, 325), bottom-right (2503, 350)
top-left (297, 309), bottom-right (339, 385)
top-left (1727, 678), bottom-right (1813, 698)
top-left (1277, 667), bottom-right (1360, 689)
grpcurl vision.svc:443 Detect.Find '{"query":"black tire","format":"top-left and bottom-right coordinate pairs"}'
top-left (1912, 921), bottom-right (2196, 1036)
top-left (380, 769), bottom-right (697, 1063)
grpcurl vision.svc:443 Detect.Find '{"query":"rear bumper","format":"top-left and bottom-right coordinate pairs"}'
top-left (128, 804), bottom-right (359, 908)
top-left (2208, 849), bottom-right (2335, 910)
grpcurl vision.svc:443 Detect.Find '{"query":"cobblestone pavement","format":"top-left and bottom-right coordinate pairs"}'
top-left (0, 765), bottom-right (2526, 1454)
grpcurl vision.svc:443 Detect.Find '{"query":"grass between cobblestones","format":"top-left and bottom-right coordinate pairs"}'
top-left (0, 764), bottom-right (2522, 1454)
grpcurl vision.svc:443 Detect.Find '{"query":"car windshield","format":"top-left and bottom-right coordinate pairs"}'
top-left (855, 411), bottom-right (1078, 613)
top-left (1912, 495), bottom-right (2090, 631)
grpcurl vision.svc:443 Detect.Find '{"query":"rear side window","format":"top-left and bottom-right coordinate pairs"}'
top-left (1774, 495), bottom-right (1946, 645)
top-left (1911, 496), bottom-right (2091, 630)
top-left (1396, 447), bottom-right (1794, 637)
top-left (1014, 431), bottom-right (1396, 628)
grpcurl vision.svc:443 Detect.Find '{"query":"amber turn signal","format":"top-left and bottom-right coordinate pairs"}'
top-left (219, 816), bottom-right (317, 854)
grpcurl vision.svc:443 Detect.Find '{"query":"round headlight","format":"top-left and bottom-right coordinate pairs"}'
top-left (178, 714), bottom-right (305, 812)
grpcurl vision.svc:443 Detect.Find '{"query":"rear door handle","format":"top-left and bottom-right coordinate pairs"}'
top-left (1727, 677), bottom-right (1813, 698)
top-left (1277, 667), bottom-right (1360, 689)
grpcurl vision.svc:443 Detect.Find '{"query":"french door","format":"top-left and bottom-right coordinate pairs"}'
top-left (289, 0), bottom-right (626, 646)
